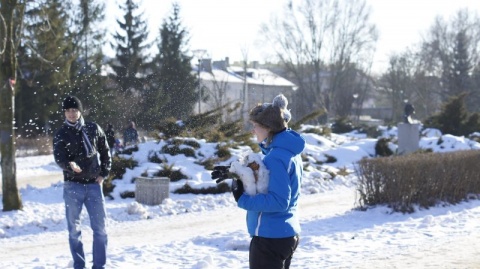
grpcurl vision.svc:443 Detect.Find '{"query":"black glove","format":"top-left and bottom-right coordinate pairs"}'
top-left (211, 165), bottom-right (231, 183)
top-left (231, 179), bottom-right (244, 202)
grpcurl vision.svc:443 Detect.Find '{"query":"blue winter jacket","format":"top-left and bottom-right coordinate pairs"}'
top-left (237, 128), bottom-right (306, 238)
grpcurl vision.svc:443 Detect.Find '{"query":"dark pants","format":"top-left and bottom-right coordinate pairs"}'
top-left (249, 235), bottom-right (299, 269)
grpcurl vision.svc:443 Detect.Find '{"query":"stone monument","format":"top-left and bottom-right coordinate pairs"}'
top-left (398, 103), bottom-right (420, 155)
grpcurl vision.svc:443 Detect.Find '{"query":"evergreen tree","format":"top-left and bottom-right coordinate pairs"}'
top-left (473, 66), bottom-right (480, 112)
top-left (69, 0), bottom-right (114, 126)
top-left (424, 93), bottom-right (476, 136)
top-left (16, 0), bottom-right (75, 135)
top-left (152, 3), bottom-right (196, 122)
top-left (452, 30), bottom-right (477, 112)
top-left (422, 9), bottom-right (480, 112)
top-left (110, 0), bottom-right (151, 93)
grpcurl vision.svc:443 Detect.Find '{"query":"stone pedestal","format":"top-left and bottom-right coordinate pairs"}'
top-left (135, 177), bottom-right (170, 205)
top-left (397, 123), bottom-right (420, 155)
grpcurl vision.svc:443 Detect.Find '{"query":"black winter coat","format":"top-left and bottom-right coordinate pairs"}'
top-left (106, 128), bottom-right (115, 148)
top-left (53, 121), bottom-right (111, 184)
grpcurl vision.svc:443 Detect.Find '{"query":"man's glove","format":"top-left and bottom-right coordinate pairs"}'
top-left (211, 165), bottom-right (231, 183)
top-left (231, 179), bottom-right (244, 202)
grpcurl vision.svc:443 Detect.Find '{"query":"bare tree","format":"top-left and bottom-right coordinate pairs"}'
top-left (260, 0), bottom-right (377, 121)
top-left (420, 8), bottom-right (480, 111)
top-left (240, 46), bottom-right (249, 121)
top-left (0, 0), bottom-right (23, 211)
top-left (381, 52), bottom-right (417, 122)
top-left (327, 0), bottom-right (377, 118)
top-left (206, 73), bottom-right (229, 120)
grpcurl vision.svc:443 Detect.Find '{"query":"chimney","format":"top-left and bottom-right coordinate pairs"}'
top-left (200, 59), bottom-right (212, 73)
top-left (213, 58), bottom-right (230, 71)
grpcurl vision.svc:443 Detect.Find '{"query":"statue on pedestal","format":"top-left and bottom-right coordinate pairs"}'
top-left (403, 103), bottom-right (415, 124)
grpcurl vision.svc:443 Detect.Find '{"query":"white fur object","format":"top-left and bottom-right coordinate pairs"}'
top-left (229, 153), bottom-right (269, 195)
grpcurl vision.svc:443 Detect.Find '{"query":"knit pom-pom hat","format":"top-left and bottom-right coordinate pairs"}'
top-left (249, 94), bottom-right (291, 133)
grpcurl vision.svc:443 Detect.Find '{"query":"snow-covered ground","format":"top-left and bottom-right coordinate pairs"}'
top-left (1, 126), bottom-right (480, 269)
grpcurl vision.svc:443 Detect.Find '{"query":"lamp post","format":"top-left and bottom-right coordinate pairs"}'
top-left (352, 93), bottom-right (359, 124)
top-left (262, 78), bottom-right (265, 103)
top-left (198, 59), bottom-right (201, 114)
top-left (192, 49), bottom-right (207, 114)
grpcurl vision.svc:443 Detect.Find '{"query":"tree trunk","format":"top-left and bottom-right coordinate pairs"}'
top-left (1, 0), bottom-right (23, 211)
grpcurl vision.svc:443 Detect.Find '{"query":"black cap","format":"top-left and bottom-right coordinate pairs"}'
top-left (62, 96), bottom-right (83, 113)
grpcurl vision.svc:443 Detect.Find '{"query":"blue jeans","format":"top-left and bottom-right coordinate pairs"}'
top-left (63, 181), bottom-right (108, 269)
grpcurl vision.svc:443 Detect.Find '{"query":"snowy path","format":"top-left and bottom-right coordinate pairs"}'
top-left (0, 188), bottom-right (353, 268)
top-left (0, 173), bottom-right (63, 195)
top-left (1, 174), bottom-right (479, 268)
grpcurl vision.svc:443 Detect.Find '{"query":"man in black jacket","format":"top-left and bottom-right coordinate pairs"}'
top-left (105, 123), bottom-right (116, 155)
top-left (53, 96), bottom-right (111, 269)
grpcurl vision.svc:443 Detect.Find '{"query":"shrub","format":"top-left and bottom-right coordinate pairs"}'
top-left (203, 130), bottom-right (226, 143)
top-left (156, 117), bottom-right (183, 138)
top-left (331, 117), bottom-right (354, 133)
top-left (16, 136), bottom-right (53, 157)
top-left (358, 125), bottom-right (382, 138)
top-left (303, 126), bottom-right (331, 137)
top-left (120, 191), bottom-right (135, 199)
top-left (108, 156), bottom-right (138, 180)
top-left (174, 182), bottom-right (230, 194)
top-left (161, 144), bottom-right (196, 157)
top-left (424, 93), bottom-right (480, 136)
top-left (103, 180), bottom-right (115, 199)
top-left (375, 138), bottom-right (393, 157)
top-left (197, 158), bottom-right (217, 171)
top-left (148, 150), bottom-right (164, 163)
top-left (356, 150), bottom-right (480, 213)
top-left (218, 121), bottom-right (244, 138)
top-left (155, 106), bottom-right (244, 143)
top-left (183, 139), bottom-right (201, 149)
top-left (234, 132), bottom-right (258, 149)
top-left (289, 109), bottom-right (327, 130)
top-left (324, 154), bottom-right (337, 163)
top-left (120, 145), bottom-right (139, 155)
top-left (215, 144), bottom-right (231, 160)
top-left (153, 163), bottom-right (188, 182)
top-left (104, 156), bottom-right (138, 196)
top-left (179, 147), bottom-right (196, 157)
top-left (336, 167), bottom-right (351, 177)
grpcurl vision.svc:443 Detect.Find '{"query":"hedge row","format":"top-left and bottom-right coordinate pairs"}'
top-left (356, 150), bottom-right (480, 212)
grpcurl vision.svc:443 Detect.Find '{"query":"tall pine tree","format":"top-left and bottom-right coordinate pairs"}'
top-left (451, 30), bottom-right (476, 112)
top-left (109, 0), bottom-right (151, 126)
top-left (153, 3), bottom-right (196, 121)
top-left (16, 0), bottom-right (75, 135)
top-left (110, 0), bottom-right (151, 93)
top-left (69, 0), bottom-right (114, 126)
